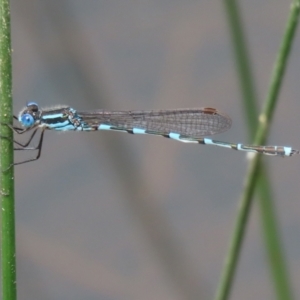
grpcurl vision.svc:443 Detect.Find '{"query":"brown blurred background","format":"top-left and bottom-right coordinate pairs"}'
top-left (10, 1), bottom-right (300, 299)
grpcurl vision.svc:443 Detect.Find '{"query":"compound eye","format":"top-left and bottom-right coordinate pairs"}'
top-left (26, 102), bottom-right (39, 112)
top-left (20, 114), bottom-right (35, 127)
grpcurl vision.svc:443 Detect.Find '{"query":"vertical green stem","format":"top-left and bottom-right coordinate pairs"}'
top-left (223, 1), bottom-right (295, 299)
top-left (223, 0), bottom-right (258, 129)
top-left (0, 0), bottom-right (16, 300)
top-left (215, 2), bottom-right (300, 300)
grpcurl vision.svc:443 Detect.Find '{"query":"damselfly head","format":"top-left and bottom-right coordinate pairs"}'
top-left (19, 102), bottom-right (41, 128)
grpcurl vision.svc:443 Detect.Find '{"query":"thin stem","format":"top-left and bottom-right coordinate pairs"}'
top-left (0, 0), bottom-right (16, 300)
top-left (222, 1), bottom-right (295, 299)
top-left (223, 0), bottom-right (258, 130)
top-left (215, 2), bottom-right (300, 300)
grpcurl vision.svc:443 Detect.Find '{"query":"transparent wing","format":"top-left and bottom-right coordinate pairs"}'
top-left (78, 107), bottom-right (232, 137)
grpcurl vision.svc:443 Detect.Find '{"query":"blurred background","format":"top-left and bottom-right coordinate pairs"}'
top-left (9, 1), bottom-right (300, 299)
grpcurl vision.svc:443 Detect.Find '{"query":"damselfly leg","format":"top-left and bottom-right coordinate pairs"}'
top-left (1, 117), bottom-right (46, 167)
top-left (11, 128), bottom-right (45, 166)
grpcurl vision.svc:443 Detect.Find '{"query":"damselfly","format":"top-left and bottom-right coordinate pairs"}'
top-left (6, 102), bottom-right (299, 166)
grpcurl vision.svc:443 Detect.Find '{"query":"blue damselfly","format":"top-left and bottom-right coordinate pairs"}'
top-left (6, 102), bottom-right (299, 166)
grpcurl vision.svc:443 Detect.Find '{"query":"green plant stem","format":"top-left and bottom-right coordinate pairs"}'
top-left (258, 176), bottom-right (294, 300)
top-left (215, 2), bottom-right (300, 300)
top-left (0, 0), bottom-right (16, 300)
top-left (221, 1), bottom-right (295, 300)
top-left (223, 0), bottom-right (258, 128)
